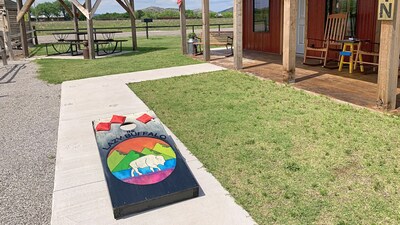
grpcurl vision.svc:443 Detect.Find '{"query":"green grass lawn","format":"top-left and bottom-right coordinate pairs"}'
top-left (34, 36), bottom-right (200, 84)
top-left (32, 18), bottom-right (233, 36)
top-left (129, 70), bottom-right (400, 225)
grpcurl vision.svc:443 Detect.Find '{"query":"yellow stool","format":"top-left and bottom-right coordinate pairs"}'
top-left (338, 42), bottom-right (363, 74)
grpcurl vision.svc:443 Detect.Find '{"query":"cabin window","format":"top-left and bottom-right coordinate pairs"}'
top-left (328, 0), bottom-right (357, 37)
top-left (253, 0), bottom-right (270, 32)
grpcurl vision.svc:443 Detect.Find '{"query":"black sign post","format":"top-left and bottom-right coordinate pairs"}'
top-left (142, 18), bottom-right (153, 39)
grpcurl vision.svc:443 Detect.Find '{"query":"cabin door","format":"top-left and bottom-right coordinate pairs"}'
top-left (296, 0), bottom-right (306, 54)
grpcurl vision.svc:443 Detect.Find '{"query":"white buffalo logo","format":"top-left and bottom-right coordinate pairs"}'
top-left (130, 155), bottom-right (166, 177)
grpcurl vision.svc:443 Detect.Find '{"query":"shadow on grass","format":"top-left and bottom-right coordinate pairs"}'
top-left (30, 44), bottom-right (168, 58)
top-left (29, 45), bottom-right (45, 57)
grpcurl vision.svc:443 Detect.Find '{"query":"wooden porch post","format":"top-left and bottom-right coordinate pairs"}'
top-left (282, 0), bottom-right (298, 83)
top-left (129, 0), bottom-right (137, 50)
top-left (2, 9), bottom-right (14, 60)
top-left (16, 0), bottom-right (29, 58)
top-left (85, 0), bottom-right (95, 59)
top-left (377, 2), bottom-right (400, 110)
top-left (233, 0), bottom-right (243, 69)
top-left (72, 5), bottom-right (80, 43)
top-left (202, 0), bottom-right (210, 61)
top-left (179, 0), bottom-right (187, 54)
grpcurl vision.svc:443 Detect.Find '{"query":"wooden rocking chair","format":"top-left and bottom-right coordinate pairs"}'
top-left (303, 13), bottom-right (348, 67)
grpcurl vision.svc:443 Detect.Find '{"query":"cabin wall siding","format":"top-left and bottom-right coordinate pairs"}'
top-left (243, 0), bottom-right (281, 53)
top-left (356, 0), bottom-right (378, 42)
top-left (243, 0), bottom-right (379, 55)
top-left (307, 0), bottom-right (326, 41)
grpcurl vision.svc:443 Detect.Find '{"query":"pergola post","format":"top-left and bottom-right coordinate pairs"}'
top-left (129, 0), bottom-right (137, 50)
top-left (2, 9), bottom-right (14, 60)
top-left (233, 0), bottom-right (243, 69)
top-left (85, 0), bottom-right (95, 59)
top-left (202, 0), bottom-right (210, 61)
top-left (282, 0), bottom-right (298, 83)
top-left (377, 2), bottom-right (400, 110)
top-left (72, 5), bottom-right (80, 44)
top-left (179, 0), bottom-right (187, 54)
top-left (16, 0), bottom-right (29, 58)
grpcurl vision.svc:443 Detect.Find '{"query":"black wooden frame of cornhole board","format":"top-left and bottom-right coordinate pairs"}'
top-left (92, 111), bottom-right (200, 219)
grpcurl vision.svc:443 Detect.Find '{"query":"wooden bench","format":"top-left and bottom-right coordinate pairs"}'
top-left (95, 39), bottom-right (127, 56)
top-left (44, 41), bottom-right (78, 56)
top-left (194, 31), bottom-right (233, 56)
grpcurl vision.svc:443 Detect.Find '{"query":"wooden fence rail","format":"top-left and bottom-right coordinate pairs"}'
top-left (32, 23), bottom-right (233, 44)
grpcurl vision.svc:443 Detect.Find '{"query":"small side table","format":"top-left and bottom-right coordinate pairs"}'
top-left (337, 39), bottom-right (364, 74)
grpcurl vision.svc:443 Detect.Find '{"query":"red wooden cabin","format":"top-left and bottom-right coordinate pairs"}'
top-left (243, 0), bottom-right (379, 55)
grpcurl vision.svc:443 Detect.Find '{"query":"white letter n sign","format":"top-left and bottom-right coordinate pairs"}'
top-left (378, 0), bottom-right (395, 20)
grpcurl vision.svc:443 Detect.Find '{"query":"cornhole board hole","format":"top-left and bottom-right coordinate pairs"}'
top-left (92, 111), bottom-right (200, 219)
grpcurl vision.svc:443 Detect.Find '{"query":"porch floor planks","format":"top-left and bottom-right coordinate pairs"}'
top-left (198, 49), bottom-right (400, 110)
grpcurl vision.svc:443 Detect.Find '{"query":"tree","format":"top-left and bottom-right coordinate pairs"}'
top-left (55, 0), bottom-right (72, 20)
top-left (136, 10), bottom-right (145, 19)
top-left (35, 2), bottom-right (59, 19)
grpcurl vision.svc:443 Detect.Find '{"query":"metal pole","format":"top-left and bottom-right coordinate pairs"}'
top-left (146, 22), bottom-right (149, 39)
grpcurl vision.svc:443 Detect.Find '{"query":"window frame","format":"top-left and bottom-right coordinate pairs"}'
top-left (253, 0), bottom-right (270, 33)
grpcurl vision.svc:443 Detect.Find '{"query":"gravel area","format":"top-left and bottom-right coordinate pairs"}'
top-left (0, 61), bottom-right (60, 225)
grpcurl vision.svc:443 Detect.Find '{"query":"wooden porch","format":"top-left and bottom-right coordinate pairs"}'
top-left (198, 49), bottom-right (400, 110)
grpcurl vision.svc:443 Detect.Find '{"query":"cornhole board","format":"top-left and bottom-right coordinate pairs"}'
top-left (92, 111), bottom-right (200, 219)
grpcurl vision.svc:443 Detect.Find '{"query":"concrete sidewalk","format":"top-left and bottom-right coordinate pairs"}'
top-left (52, 64), bottom-right (256, 225)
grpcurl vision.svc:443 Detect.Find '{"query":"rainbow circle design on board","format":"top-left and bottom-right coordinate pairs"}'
top-left (107, 137), bottom-right (177, 185)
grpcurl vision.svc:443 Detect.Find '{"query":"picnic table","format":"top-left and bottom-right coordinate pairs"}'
top-left (45, 31), bottom-right (127, 56)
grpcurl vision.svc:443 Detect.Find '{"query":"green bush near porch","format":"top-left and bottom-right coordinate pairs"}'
top-left (129, 70), bottom-right (400, 225)
top-left (34, 36), bottom-right (200, 84)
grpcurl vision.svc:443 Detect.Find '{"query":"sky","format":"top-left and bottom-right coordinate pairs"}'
top-left (32, 0), bottom-right (233, 14)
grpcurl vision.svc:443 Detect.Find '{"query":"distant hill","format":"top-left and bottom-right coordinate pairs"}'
top-left (219, 7), bottom-right (233, 13)
top-left (141, 6), bottom-right (213, 13)
top-left (192, 8), bottom-right (215, 13)
top-left (142, 6), bottom-right (179, 12)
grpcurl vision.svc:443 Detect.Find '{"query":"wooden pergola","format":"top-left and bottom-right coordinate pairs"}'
top-left (15, 0), bottom-right (188, 59)
top-left (17, 0), bottom-right (187, 59)
top-left (16, 0), bottom-right (138, 59)
top-left (197, 0), bottom-right (400, 111)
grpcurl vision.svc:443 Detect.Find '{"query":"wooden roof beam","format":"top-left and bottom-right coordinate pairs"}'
top-left (115, 0), bottom-right (135, 17)
top-left (90, 0), bottom-right (102, 18)
top-left (16, 0), bottom-right (35, 22)
top-left (123, 0), bottom-right (135, 16)
top-left (57, 0), bottom-right (74, 18)
top-left (71, 0), bottom-right (89, 19)
top-left (116, 0), bottom-right (130, 14)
